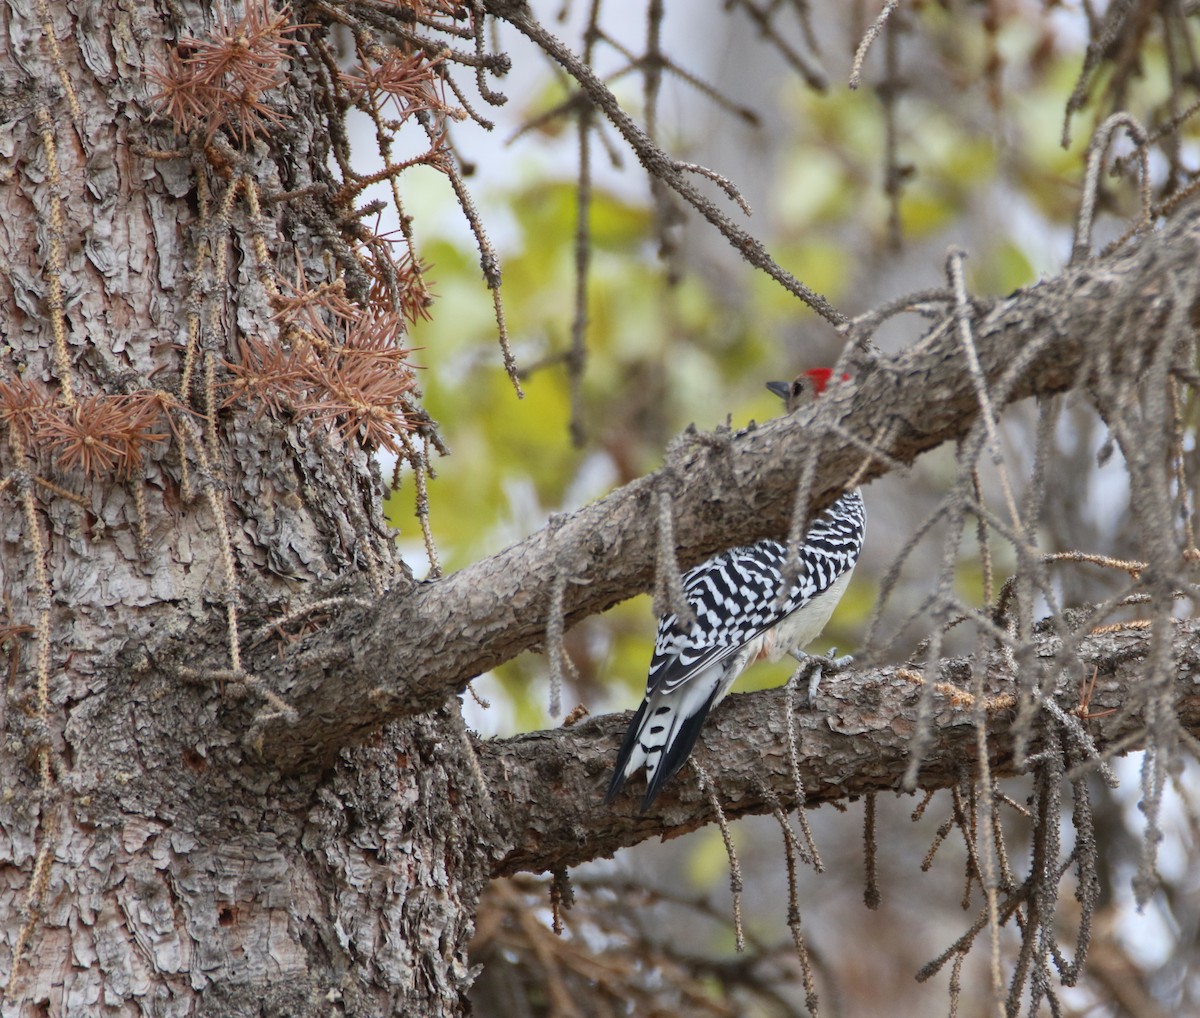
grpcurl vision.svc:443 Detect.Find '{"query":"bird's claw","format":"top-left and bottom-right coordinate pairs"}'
top-left (825, 647), bottom-right (854, 670)
top-left (789, 648), bottom-right (854, 707)
top-left (806, 664), bottom-right (823, 708)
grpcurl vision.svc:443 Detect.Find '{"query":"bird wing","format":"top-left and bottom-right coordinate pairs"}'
top-left (645, 491), bottom-right (865, 697)
top-left (645, 541), bottom-right (792, 696)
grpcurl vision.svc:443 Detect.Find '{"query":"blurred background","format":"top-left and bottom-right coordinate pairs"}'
top-left (363, 3), bottom-right (1199, 1014)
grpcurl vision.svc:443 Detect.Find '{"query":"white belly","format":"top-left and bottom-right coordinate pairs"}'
top-left (761, 568), bottom-right (854, 662)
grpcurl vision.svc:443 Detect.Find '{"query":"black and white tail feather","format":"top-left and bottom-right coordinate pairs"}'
top-left (606, 370), bottom-right (865, 810)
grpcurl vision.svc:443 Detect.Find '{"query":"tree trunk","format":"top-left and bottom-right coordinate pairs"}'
top-left (0, 2), bottom-right (484, 1014)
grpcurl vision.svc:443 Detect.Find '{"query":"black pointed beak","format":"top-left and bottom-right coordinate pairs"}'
top-left (766, 380), bottom-right (789, 400)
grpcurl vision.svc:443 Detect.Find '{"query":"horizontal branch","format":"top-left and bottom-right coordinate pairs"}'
top-left (484, 619), bottom-right (1200, 876)
top-left (248, 200), bottom-right (1200, 771)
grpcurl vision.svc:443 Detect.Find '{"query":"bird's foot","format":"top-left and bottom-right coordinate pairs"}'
top-left (788, 648), bottom-right (853, 707)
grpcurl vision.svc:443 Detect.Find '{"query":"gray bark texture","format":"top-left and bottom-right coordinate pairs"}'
top-left (1, 2), bottom-right (1199, 1017)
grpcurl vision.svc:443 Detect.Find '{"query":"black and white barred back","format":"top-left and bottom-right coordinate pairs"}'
top-left (606, 488), bottom-right (865, 811)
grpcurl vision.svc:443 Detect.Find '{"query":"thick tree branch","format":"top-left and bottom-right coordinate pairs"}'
top-left (247, 200), bottom-right (1200, 771)
top-left (484, 619), bottom-right (1200, 877)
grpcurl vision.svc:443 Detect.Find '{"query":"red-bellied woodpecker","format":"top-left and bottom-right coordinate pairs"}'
top-left (605, 368), bottom-right (865, 810)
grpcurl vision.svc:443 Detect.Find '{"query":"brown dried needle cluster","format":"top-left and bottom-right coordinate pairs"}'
top-left (149, 0), bottom-right (308, 145)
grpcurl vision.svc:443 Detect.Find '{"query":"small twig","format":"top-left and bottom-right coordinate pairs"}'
top-left (33, 0), bottom-right (82, 122)
top-left (1071, 112), bottom-right (1150, 265)
top-left (549, 867), bottom-right (573, 936)
top-left (844, 417), bottom-right (899, 489)
top-left (398, 430), bottom-right (443, 578)
top-left (1169, 378), bottom-right (1199, 558)
top-left (171, 411), bottom-right (244, 673)
top-left (727, 0), bottom-right (828, 90)
top-left (694, 762), bottom-right (744, 953)
top-left (33, 106), bottom-right (75, 409)
top-left (567, 13), bottom-right (596, 447)
top-left (674, 162), bottom-right (752, 216)
top-left (420, 113), bottom-right (522, 395)
top-left (849, 0), bottom-right (901, 90)
top-left (546, 569), bottom-right (572, 718)
top-left (652, 449), bottom-right (696, 628)
top-left (970, 469), bottom-right (993, 605)
top-left (781, 434), bottom-right (824, 600)
top-left (5, 832), bottom-right (57, 1000)
top-left (1042, 549), bottom-right (1146, 578)
top-left (969, 659), bottom-right (1005, 1012)
top-left (31, 475), bottom-right (88, 507)
top-left (880, 12), bottom-right (905, 250)
top-left (842, 287), bottom-right (957, 346)
top-left (499, 6), bottom-right (846, 326)
top-left (248, 596), bottom-right (372, 644)
top-left (768, 795), bottom-right (822, 1017)
top-left (863, 793), bottom-right (881, 910)
top-left (947, 247), bottom-right (1024, 538)
top-left (461, 728), bottom-right (495, 815)
top-left (469, 0), bottom-right (509, 108)
top-left (1043, 694), bottom-right (1119, 787)
top-left (782, 663), bottom-right (809, 807)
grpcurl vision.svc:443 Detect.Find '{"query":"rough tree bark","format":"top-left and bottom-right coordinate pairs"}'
top-left (1, 2), bottom-right (478, 1015)
top-left (1, 3), bottom-right (1198, 1018)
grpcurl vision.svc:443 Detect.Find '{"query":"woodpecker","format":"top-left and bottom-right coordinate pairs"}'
top-left (605, 368), bottom-right (865, 811)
